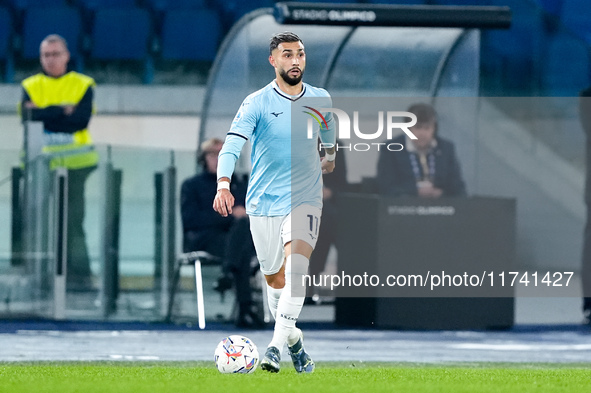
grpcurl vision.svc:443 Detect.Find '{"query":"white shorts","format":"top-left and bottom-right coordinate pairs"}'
top-left (249, 204), bottom-right (322, 276)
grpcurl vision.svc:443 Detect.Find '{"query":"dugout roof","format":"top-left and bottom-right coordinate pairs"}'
top-left (198, 8), bottom-right (480, 175)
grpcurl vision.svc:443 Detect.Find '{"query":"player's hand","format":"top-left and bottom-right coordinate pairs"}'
top-left (321, 157), bottom-right (335, 174)
top-left (24, 101), bottom-right (37, 109)
top-left (213, 189), bottom-right (234, 217)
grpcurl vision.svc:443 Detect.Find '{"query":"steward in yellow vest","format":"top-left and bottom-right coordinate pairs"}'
top-left (19, 34), bottom-right (97, 290)
top-left (20, 56), bottom-right (98, 169)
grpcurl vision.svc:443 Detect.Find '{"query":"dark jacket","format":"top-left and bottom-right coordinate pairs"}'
top-left (377, 134), bottom-right (466, 197)
top-left (180, 171), bottom-right (247, 233)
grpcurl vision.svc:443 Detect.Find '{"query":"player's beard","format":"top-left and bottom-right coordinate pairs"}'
top-left (279, 67), bottom-right (304, 86)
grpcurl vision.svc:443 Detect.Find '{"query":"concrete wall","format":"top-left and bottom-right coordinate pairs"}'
top-left (0, 84), bottom-right (206, 115)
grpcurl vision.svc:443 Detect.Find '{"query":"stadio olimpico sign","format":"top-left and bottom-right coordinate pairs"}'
top-left (273, 2), bottom-right (512, 29)
top-left (289, 8), bottom-right (377, 23)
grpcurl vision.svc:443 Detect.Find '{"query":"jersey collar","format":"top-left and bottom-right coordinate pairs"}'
top-left (272, 80), bottom-right (306, 101)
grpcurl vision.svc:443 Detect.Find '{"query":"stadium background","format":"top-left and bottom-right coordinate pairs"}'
top-left (0, 0), bottom-right (589, 328)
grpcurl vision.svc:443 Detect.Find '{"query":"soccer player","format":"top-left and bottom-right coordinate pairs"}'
top-left (213, 32), bottom-right (336, 373)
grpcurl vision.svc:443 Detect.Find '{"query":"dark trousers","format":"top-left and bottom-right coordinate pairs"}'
top-left (184, 217), bottom-right (256, 304)
top-left (66, 166), bottom-right (95, 284)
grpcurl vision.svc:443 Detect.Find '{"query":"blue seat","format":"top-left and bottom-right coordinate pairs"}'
top-left (146, 0), bottom-right (206, 12)
top-left (6, 0), bottom-right (67, 10)
top-left (367, 0), bottom-right (425, 4)
top-left (218, 0), bottom-right (274, 25)
top-left (22, 6), bottom-right (82, 60)
top-left (78, 0), bottom-right (136, 11)
top-left (0, 7), bottom-right (11, 59)
top-left (484, 0), bottom-right (546, 56)
top-left (91, 8), bottom-right (151, 60)
top-left (481, 0), bottom-right (546, 93)
top-left (161, 8), bottom-right (221, 61)
top-left (533, 0), bottom-right (563, 15)
top-left (431, 0), bottom-right (492, 5)
top-left (560, 0), bottom-right (591, 43)
top-left (541, 32), bottom-right (590, 96)
top-left (0, 6), bottom-right (14, 82)
top-left (285, 0), bottom-right (358, 2)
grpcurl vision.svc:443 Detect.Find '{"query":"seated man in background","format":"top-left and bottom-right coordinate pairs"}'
top-left (181, 138), bottom-right (263, 328)
top-left (377, 102), bottom-right (466, 198)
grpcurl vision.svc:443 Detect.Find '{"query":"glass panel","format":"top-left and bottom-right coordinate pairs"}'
top-left (327, 27), bottom-right (464, 96)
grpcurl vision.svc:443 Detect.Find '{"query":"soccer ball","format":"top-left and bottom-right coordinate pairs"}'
top-left (214, 335), bottom-right (259, 374)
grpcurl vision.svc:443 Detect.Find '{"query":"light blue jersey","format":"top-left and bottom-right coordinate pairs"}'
top-left (218, 80), bottom-right (336, 216)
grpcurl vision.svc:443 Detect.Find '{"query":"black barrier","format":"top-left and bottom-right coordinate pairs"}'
top-left (274, 2), bottom-right (512, 29)
top-left (53, 168), bottom-right (68, 320)
top-left (154, 155), bottom-right (177, 317)
top-left (101, 159), bottom-right (122, 317)
top-left (10, 167), bottom-right (23, 267)
top-left (334, 194), bottom-right (516, 329)
top-left (154, 172), bottom-right (163, 288)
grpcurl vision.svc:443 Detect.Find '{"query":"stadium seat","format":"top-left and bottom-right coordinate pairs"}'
top-left (481, 0), bottom-right (546, 93)
top-left (6, 0), bottom-right (67, 10)
top-left (22, 6), bottom-right (82, 60)
top-left (560, 0), bottom-right (591, 43)
top-left (165, 251), bottom-right (221, 329)
top-left (90, 8), bottom-right (151, 60)
top-left (89, 7), bottom-right (153, 83)
top-left (78, 0), bottom-right (136, 11)
top-left (431, 0), bottom-right (492, 5)
top-left (217, 0), bottom-right (274, 26)
top-left (145, 0), bottom-right (207, 12)
top-left (289, 0), bottom-right (359, 3)
top-left (0, 7), bottom-right (11, 59)
top-left (541, 32), bottom-right (590, 96)
top-left (367, 0), bottom-right (425, 4)
top-left (160, 8), bottom-right (221, 61)
top-left (0, 6), bottom-right (14, 82)
top-left (533, 0), bottom-right (563, 15)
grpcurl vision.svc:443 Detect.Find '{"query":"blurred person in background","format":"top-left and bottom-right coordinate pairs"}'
top-left (20, 34), bottom-right (98, 291)
top-left (181, 138), bottom-right (263, 328)
top-left (377, 102), bottom-right (466, 199)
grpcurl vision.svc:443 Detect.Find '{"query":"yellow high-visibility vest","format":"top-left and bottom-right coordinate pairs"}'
top-left (21, 71), bottom-right (99, 170)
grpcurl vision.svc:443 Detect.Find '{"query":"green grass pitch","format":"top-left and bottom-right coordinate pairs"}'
top-left (1, 362), bottom-right (590, 392)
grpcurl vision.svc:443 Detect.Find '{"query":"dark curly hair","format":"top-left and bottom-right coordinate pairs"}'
top-left (269, 32), bottom-right (303, 55)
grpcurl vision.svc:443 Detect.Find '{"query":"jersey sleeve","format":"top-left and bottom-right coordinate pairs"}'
top-left (217, 96), bottom-right (258, 181)
top-left (319, 94), bottom-right (336, 148)
top-left (228, 95), bottom-right (258, 140)
top-left (217, 133), bottom-right (247, 181)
